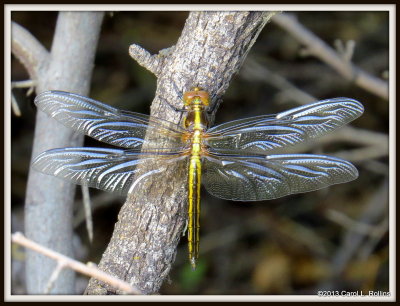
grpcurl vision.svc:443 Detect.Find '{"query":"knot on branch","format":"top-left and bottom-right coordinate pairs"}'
top-left (129, 44), bottom-right (174, 77)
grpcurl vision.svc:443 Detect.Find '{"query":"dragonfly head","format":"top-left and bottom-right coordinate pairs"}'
top-left (183, 87), bottom-right (210, 108)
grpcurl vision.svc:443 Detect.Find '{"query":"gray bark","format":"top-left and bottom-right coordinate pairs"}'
top-left (85, 11), bottom-right (276, 295)
top-left (14, 12), bottom-right (104, 294)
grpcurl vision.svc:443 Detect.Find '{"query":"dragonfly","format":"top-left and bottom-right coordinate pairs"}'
top-left (32, 88), bottom-right (364, 269)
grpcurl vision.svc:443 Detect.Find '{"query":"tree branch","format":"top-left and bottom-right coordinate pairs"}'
top-left (85, 11), bottom-right (277, 295)
top-left (272, 13), bottom-right (388, 100)
top-left (11, 21), bottom-right (49, 81)
top-left (12, 232), bottom-right (142, 294)
top-left (242, 58), bottom-right (318, 105)
top-left (18, 12), bottom-right (104, 294)
top-left (129, 44), bottom-right (174, 77)
top-left (321, 179), bottom-right (389, 289)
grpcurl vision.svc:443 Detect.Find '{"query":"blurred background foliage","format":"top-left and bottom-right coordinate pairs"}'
top-left (11, 11), bottom-right (389, 295)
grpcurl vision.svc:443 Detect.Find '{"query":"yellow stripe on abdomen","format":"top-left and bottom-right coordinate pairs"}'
top-left (188, 155), bottom-right (201, 269)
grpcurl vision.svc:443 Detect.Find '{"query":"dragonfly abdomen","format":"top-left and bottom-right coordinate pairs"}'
top-left (187, 154), bottom-right (201, 269)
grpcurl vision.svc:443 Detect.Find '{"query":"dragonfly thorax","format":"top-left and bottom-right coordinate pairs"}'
top-left (182, 87), bottom-right (210, 131)
top-left (182, 109), bottom-right (209, 131)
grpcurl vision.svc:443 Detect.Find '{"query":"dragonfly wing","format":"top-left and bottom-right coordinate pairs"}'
top-left (205, 98), bottom-right (364, 154)
top-left (34, 91), bottom-right (185, 149)
top-left (32, 147), bottom-right (187, 195)
top-left (202, 153), bottom-right (358, 201)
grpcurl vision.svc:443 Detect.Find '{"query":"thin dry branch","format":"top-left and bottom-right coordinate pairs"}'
top-left (81, 186), bottom-right (93, 243)
top-left (325, 209), bottom-right (385, 238)
top-left (11, 94), bottom-right (21, 117)
top-left (129, 45), bottom-right (174, 77)
top-left (11, 232), bottom-right (142, 295)
top-left (44, 262), bottom-right (66, 294)
top-left (11, 22), bottom-right (49, 81)
top-left (11, 80), bottom-right (37, 116)
top-left (324, 179), bottom-right (389, 286)
top-left (272, 13), bottom-right (388, 100)
top-left (242, 57), bottom-right (318, 105)
top-left (85, 11), bottom-right (277, 295)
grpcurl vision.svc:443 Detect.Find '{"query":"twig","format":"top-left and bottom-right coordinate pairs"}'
top-left (81, 186), bottom-right (93, 243)
top-left (321, 126), bottom-right (388, 148)
top-left (359, 217), bottom-right (389, 260)
top-left (334, 39), bottom-right (356, 62)
top-left (362, 160), bottom-right (389, 176)
top-left (11, 232), bottom-right (142, 295)
top-left (272, 13), bottom-right (388, 100)
top-left (11, 80), bottom-right (37, 116)
top-left (44, 262), bottom-right (66, 294)
top-left (333, 146), bottom-right (389, 163)
top-left (328, 179), bottom-right (389, 277)
top-left (11, 94), bottom-right (21, 117)
top-left (73, 193), bottom-right (123, 228)
top-left (241, 58), bottom-right (317, 105)
top-left (11, 22), bottom-right (49, 81)
top-left (11, 79), bottom-right (36, 89)
top-left (129, 45), bottom-right (174, 77)
top-left (325, 209), bottom-right (385, 238)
